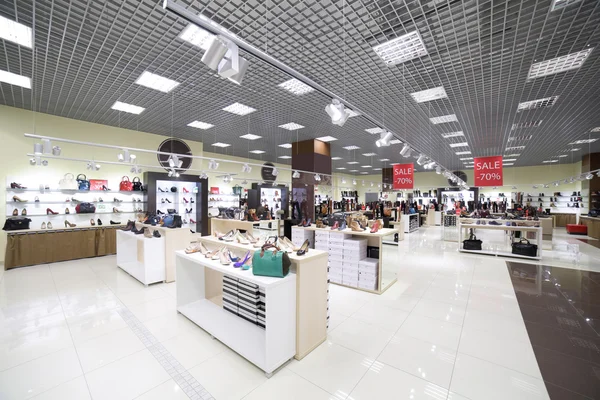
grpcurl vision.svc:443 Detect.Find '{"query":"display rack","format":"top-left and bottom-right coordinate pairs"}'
top-left (521, 191), bottom-right (589, 214)
top-left (443, 214), bottom-right (458, 242)
top-left (208, 193), bottom-right (240, 209)
top-left (403, 213), bottom-right (419, 233)
top-left (116, 230), bottom-right (165, 285)
top-left (458, 221), bottom-right (542, 260)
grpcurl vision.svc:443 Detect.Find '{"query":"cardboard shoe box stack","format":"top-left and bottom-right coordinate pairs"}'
top-left (222, 274), bottom-right (266, 330)
top-left (342, 238), bottom-right (368, 287)
top-left (324, 232), bottom-right (351, 284)
top-left (292, 226), bottom-right (315, 249)
top-left (358, 258), bottom-right (379, 291)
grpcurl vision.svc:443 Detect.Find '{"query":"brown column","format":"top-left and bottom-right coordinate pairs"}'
top-left (583, 153), bottom-right (600, 210)
top-left (382, 167), bottom-right (393, 190)
top-left (291, 140), bottom-right (332, 221)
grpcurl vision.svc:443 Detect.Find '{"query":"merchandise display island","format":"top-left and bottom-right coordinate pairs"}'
top-left (580, 216), bottom-right (600, 239)
top-left (292, 225), bottom-right (399, 294)
top-left (194, 235), bottom-right (329, 361)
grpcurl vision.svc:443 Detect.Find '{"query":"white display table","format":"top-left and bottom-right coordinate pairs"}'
top-left (458, 221), bottom-right (543, 260)
top-left (116, 230), bottom-right (166, 285)
top-left (176, 251), bottom-right (296, 377)
top-left (403, 213), bottom-right (419, 233)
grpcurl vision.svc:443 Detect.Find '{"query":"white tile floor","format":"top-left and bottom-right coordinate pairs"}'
top-left (1, 225), bottom-right (599, 399)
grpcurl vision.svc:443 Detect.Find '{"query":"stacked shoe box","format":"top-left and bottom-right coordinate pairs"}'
top-left (313, 231), bottom-right (331, 328)
top-left (291, 226), bottom-right (315, 249)
top-left (327, 233), bottom-right (351, 284)
top-left (358, 258), bottom-right (379, 291)
top-left (257, 287), bottom-right (266, 329)
top-left (222, 275), bottom-right (239, 315)
top-left (222, 274), bottom-right (266, 330)
top-left (342, 238), bottom-right (367, 287)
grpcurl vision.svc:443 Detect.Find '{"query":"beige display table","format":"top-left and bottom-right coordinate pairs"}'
top-left (197, 235), bottom-right (328, 360)
top-left (210, 218), bottom-right (257, 235)
top-left (580, 216), bottom-right (600, 239)
top-left (133, 222), bottom-right (191, 282)
top-left (458, 222), bottom-right (543, 260)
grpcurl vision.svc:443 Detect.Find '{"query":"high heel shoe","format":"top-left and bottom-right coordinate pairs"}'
top-left (97, 219), bottom-right (103, 226)
top-left (370, 219), bottom-right (381, 233)
top-left (12, 195), bottom-right (27, 202)
top-left (219, 248), bottom-right (231, 265)
top-left (47, 222), bottom-right (53, 229)
top-left (64, 220), bottom-right (76, 228)
top-left (330, 221), bottom-right (339, 230)
top-left (44, 208), bottom-right (57, 215)
top-left (228, 250), bottom-right (240, 262)
top-left (234, 251), bottom-right (251, 268)
top-left (35, 196), bottom-right (39, 202)
top-left (185, 242), bottom-right (203, 254)
top-left (21, 209), bottom-right (27, 216)
top-left (102, 185), bottom-right (110, 191)
top-left (183, 198), bottom-right (189, 203)
top-left (297, 239), bottom-right (309, 256)
top-left (236, 232), bottom-right (250, 245)
top-left (190, 218), bottom-right (196, 223)
top-left (350, 221), bottom-right (363, 232)
top-left (165, 198), bottom-right (172, 204)
top-left (113, 207), bottom-right (121, 213)
top-left (158, 188), bottom-right (165, 193)
top-left (12, 208), bottom-right (18, 216)
top-left (122, 220), bottom-right (134, 231)
top-left (338, 221), bottom-right (347, 231)
top-left (65, 208), bottom-right (70, 214)
top-left (183, 187), bottom-right (189, 193)
top-left (90, 219), bottom-right (96, 226)
top-left (304, 218), bottom-right (312, 227)
top-left (161, 198), bottom-right (165, 204)
top-left (41, 222), bottom-right (46, 229)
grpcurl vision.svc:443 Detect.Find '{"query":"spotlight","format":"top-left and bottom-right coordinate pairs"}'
top-left (87, 162), bottom-right (93, 170)
top-left (425, 161), bottom-right (436, 169)
top-left (512, 186), bottom-right (517, 190)
top-left (554, 182), bottom-right (559, 187)
top-left (532, 185), bottom-right (538, 189)
top-left (362, 180), bottom-right (365, 186)
top-left (41, 160), bottom-right (48, 166)
top-left (314, 174), bottom-right (321, 181)
top-left (370, 182), bottom-right (374, 187)
top-left (378, 183), bottom-right (381, 188)
top-left (325, 98), bottom-right (350, 126)
top-left (272, 167), bottom-right (279, 177)
top-left (597, 171), bottom-right (600, 177)
top-left (400, 144), bottom-right (411, 157)
top-left (586, 173), bottom-right (594, 180)
top-left (129, 154), bottom-right (137, 161)
top-left (292, 170), bottom-right (300, 179)
top-left (375, 131), bottom-right (394, 147)
top-left (493, 186), bottom-right (497, 190)
top-left (33, 143), bottom-right (43, 155)
top-left (29, 158), bottom-right (37, 165)
top-left (118, 150), bottom-right (130, 162)
top-left (241, 179), bottom-right (248, 184)
top-left (242, 163), bottom-right (252, 173)
top-left (208, 159), bottom-right (219, 170)
top-left (168, 155), bottom-right (183, 168)
top-left (168, 170), bottom-right (174, 177)
top-left (341, 177), bottom-right (346, 184)
top-left (42, 139), bottom-right (52, 154)
top-left (352, 179), bottom-right (357, 185)
top-left (223, 174), bottom-right (232, 183)
top-left (52, 146), bottom-right (61, 156)
top-left (199, 172), bottom-right (208, 179)
top-left (544, 184), bottom-right (549, 188)
top-left (417, 154), bottom-right (427, 166)
top-left (201, 36), bottom-right (229, 70)
top-left (435, 166), bottom-right (442, 174)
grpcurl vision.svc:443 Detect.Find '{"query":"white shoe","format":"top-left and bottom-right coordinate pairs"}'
top-left (236, 232), bottom-right (250, 245)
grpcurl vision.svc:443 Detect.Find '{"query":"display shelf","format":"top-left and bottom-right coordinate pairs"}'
top-left (3, 224), bottom-right (126, 234)
top-left (403, 213), bottom-right (419, 233)
top-left (5, 211), bottom-right (141, 217)
top-left (458, 221), bottom-right (542, 260)
top-left (7, 188), bottom-right (143, 194)
top-left (116, 230), bottom-right (166, 285)
top-left (6, 200), bottom-right (145, 204)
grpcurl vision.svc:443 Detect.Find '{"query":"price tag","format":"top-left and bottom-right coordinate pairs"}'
top-left (474, 156), bottom-right (503, 187)
top-left (392, 163), bottom-right (414, 189)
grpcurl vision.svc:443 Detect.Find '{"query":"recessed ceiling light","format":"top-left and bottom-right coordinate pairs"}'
top-left (278, 78), bottom-right (315, 95)
top-left (390, 139), bottom-right (402, 145)
top-left (543, 160), bottom-right (559, 163)
top-left (506, 146), bottom-right (526, 151)
top-left (240, 133), bottom-right (262, 140)
top-left (360, 172), bottom-right (369, 175)
top-left (528, 48), bottom-right (593, 80)
top-left (362, 153), bottom-right (377, 157)
top-left (343, 145), bottom-right (360, 150)
top-left (504, 153), bottom-right (521, 157)
top-left (372, 30), bottom-right (428, 66)
top-left (571, 148), bottom-right (581, 151)
top-left (503, 163), bottom-right (514, 166)
top-left (410, 86), bottom-right (448, 103)
top-left (430, 114), bottom-right (458, 124)
top-left (442, 131), bottom-right (464, 138)
top-left (223, 102), bottom-right (256, 115)
top-left (279, 122), bottom-right (304, 130)
top-left (187, 120), bottom-right (214, 129)
top-left (464, 165), bottom-right (474, 168)
top-left (336, 167), bottom-right (346, 170)
top-left (449, 142), bottom-right (469, 148)
top-left (0, 15), bottom-right (32, 48)
top-left (455, 151), bottom-right (471, 155)
top-left (332, 157), bottom-right (343, 160)
top-left (179, 21), bottom-right (215, 50)
top-left (365, 127), bottom-right (385, 134)
top-left (511, 121), bottom-right (542, 130)
top-left (591, 127), bottom-right (600, 132)
top-left (517, 96), bottom-right (559, 111)
top-left (278, 155), bottom-right (291, 159)
top-left (551, 0), bottom-right (583, 12)
top-left (135, 71), bottom-right (180, 93)
top-left (111, 101), bottom-right (145, 114)
top-left (459, 157), bottom-right (473, 160)
top-left (570, 138), bottom-right (597, 144)
top-left (249, 150), bottom-right (265, 154)
top-left (558, 154), bottom-right (568, 158)
top-left (349, 169), bottom-right (358, 172)
top-left (380, 158), bottom-right (390, 162)
top-left (373, 168), bottom-right (382, 171)
top-left (362, 165), bottom-right (372, 168)
top-left (212, 142), bottom-right (231, 148)
top-left (508, 135), bottom-right (533, 141)
top-left (278, 143), bottom-right (292, 148)
top-left (0, 69), bottom-right (31, 89)
top-left (316, 136), bottom-right (337, 142)
top-left (503, 158), bottom-right (517, 162)
top-left (347, 161), bottom-right (359, 165)
top-left (346, 109), bottom-right (360, 117)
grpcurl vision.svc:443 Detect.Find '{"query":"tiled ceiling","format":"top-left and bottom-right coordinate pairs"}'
top-left (1, 0), bottom-right (600, 174)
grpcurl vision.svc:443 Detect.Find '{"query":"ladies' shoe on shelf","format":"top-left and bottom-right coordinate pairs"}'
top-left (134, 227), bottom-right (145, 234)
top-left (113, 207), bottom-right (121, 213)
top-left (297, 239), bottom-right (309, 256)
top-left (183, 187), bottom-right (189, 193)
top-left (102, 185), bottom-right (110, 191)
top-left (219, 248), bottom-right (231, 265)
top-left (330, 221), bottom-right (339, 230)
top-left (90, 219), bottom-right (96, 226)
top-left (143, 228), bottom-right (153, 238)
top-left (35, 196), bottom-right (39, 202)
top-left (153, 230), bottom-right (161, 238)
top-left (64, 220), bottom-right (76, 228)
top-left (165, 198), bottom-right (172, 204)
top-left (190, 198), bottom-right (194, 203)
top-left (110, 220), bottom-right (121, 225)
top-left (65, 208), bottom-right (70, 214)
top-left (47, 222), bottom-right (53, 229)
top-left (10, 182), bottom-right (27, 189)
top-left (12, 209), bottom-right (18, 216)
top-left (228, 250), bottom-right (240, 262)
top-left (234, 251), bottom-right (251, 268)
top-left (12, 196), bottom-right (27, 202)
top-left (21, 209), bottom-right (27, 216)
top-left (338, 221), bottom-right (347, 231)
top-left (183, 198), bottom-right (189, 203)
top-left (41, 222), bottom-right (46, 229)
top-left (97, 219), bottom-right (103, 226)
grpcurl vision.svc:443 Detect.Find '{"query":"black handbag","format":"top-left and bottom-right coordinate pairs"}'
top-left (512, 238), bottom-right (538, 257)
top-left (2, 217), bottom-right (32, 231)
top-left (75, 202), bottom-right (96, 213)
top-left (132, 177), bottom-right (143, 191)
top-left (77, 174), bottom-right (90, 191)
top-left (463, 233), bottom-right (482, 250)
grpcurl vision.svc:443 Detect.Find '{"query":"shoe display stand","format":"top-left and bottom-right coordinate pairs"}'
top-left (383, 219), bottom-right (405, 246)
top-left (428, 209), bottom-right (442, 226)
top-left (443, 214), bottom-right (458, 242)
top-left (521, 191), bottom-right (589, 213)
top-left (208, 192), bottom-right (240, 209)
top-left (580, 216), bottom-right (600, 239)
top-left (194, 235), bottom-right (329, 361)
top-left (116, 230), bottom-right (165, 285)
top-left (210, 218), bottom-right (257, 236)
top-left (458, 221), bottom-right (543, 260)
top-left (403, 213), bottom-right (419, 233)
top-left (255, 219), bottom-right (283, 235)
top-left (294, 226), bottom-right (399, 294)
top-left (176, 249), bottom-right (298, 377)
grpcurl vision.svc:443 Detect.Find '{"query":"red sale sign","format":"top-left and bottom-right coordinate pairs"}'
top-left (393, 163), bottom-right (414, 189)
top-left (474, 156), bottom-right (503, 187)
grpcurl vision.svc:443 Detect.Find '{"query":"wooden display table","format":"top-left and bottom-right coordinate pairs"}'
top-left (580, 216), bottom-right (600, 239)
top-left (197, 235), bottom-right (328, 360)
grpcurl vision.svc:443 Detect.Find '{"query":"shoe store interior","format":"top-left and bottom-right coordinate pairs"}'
top-left (1, 0), bottom-right (600, 399)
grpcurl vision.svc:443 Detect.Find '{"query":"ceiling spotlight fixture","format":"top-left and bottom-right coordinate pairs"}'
top-left (29, 157), bottom-right (37, 166)
top-left (241, 179), bottom-right (248, 184)
top-left (272, 167), bottom-right (279, 177)
top-left (325, 98), bottom-right (350, 126)
top-left (416, 154), bottom-right (427, 165)
top-left (242, 163), bottom-right (252, 173)
top-left (554, 182), bottom-right (559, 187)
top-left (352, 179), bottom-right (357, 186)
top-left (341, 177), bottom-right (346, 184)
top-left (314, 174), bottom-right (321, 182)
top-left (435, 166), bottom-right (442, 174)
top-left (361, 180), bottom-right (365, 186)
top-left (168, 154), bottom-right (183, 169)
top-left (223, 174), bottom-right (233, 183)
top-left (586, 173), bottom-right (594, 180)
top-left (292, 170), bottom-right (300, 179)
top-left (130, 165), bottom-right (141, 174)
top-left (370, 182), bottom-right (374, 187)
top-left (400, 144), bottom-right (412, 158)
top-left (375, 131), bottom-right (394, 147)
top-left (208, 159), bottom-right (219, 170)
top-left (199, 172), bottom-right (208, 179)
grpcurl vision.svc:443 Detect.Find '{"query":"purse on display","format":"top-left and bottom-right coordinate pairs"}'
top-left (170, 186), bottom-right (177, 193)
top-left (58, 173), bottom-right (78, 190)
top-left (252, 244), bottom-right (291, 278)
top-left (2, 217), bottom-right (32, 231)
top-left (132, 177), bottom-right (143, 191)
top-left (76, 174), bottom-right (90, 191)
top-left (462, 233), bottom-right (482, 251)
top-left (75, 202), bottom-right (96, 214)
top-left (119, 176), bottom-right (133, 191)
top-left (512, 238), bottom-right (538, 257)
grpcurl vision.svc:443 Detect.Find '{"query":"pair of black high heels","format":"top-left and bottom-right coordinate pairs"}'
top-left (297, 239), bottom-right (309, 256)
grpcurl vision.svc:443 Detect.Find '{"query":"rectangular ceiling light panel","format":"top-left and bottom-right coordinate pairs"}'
top-left (517, 96), bottom-right (559, 111)
top-left (240, 134), bottom-right (262, 140)
top-left (590, 127), bottom-right (600, 132)
top-left (543, 160), bottom-right (559, 163)
top-left (331, 157), bottom-right (343, 160)
top-left (362, 153), bottom-right (377, 157)
top-left (279, 122), bottom-right (304, 130)
top-left (410, 86), bottom-right (448, 103)
top-left (336, 167), bottom-right (346, 170)
top-left (508, 135), bottom-right (533, 142)
top-left (343, 145), bottom-right (360, 150)
top-left (430, 114), bottom-right (458, 124)
top-left (372, 31), bottom-right (428, 66)
top-left (504, 153), bottom-right (521, 157)
top-left (503, 158), bottom-right (517, 162)
top-left (365, 127), bottom-right (385, 134)
top-left (0, 16), bottom-right (32, 48)
top-left (551, 0), bottom-right (583, 12)
top-left (506, 146), bottom-right (526, 151)
top-left (0, 69), bottom-right (31, 89)
top-left (569, 139), bottom-right (598, 144)
top-left (347, 161), bottom-right (359, 164)
top-left (187, 120), bottom-right (214, 129)
top-left (223, 102), bottom-right (256, 115)
top-left (390, 139), bottom-right (402, 144)
top-left (455, 151), bottom-right (471, 155)
top-left (249, 150), bottom-right (265, 154)
top-left (511, 121), bottom-right (542, 130)
top-left (278, 143), bottom-right (292, 148)
top-left (179, 22), bottom-right (215, 50)
top-left (135, 71), bottom-right (180, 93)
top-left (380, 158), bottom-right (390, 161)
top-left (449, 142), bottom-right (469, 148)
top-left (111, 101), bottom-right (145, 114)
top-left (503, 163), bottom-right (514, 166)
top-left (361, 165), bottom-right (372, 168)
top-left (459, 157), bottom-right (473, 160)
top-left (528, 48), bottom-right (593, 79)
top-left (278, 78), bottom-right (315, 95)
top-left (212, 142), bottom-right (231, 147)
top-left (442, 131), bottom-right (464, 138)
top-left (316, 136), bottom-right (337, 142)
top-left (278, 155), bottom-right (291, 159)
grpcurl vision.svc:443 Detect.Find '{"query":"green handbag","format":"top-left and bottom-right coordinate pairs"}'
top-left (252, 244), bottom-right (291, 278)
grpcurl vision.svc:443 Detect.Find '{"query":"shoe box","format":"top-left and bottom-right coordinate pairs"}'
top-left (222, 274), bottom-right (266, 330)
top-left (343, 238), bottom-right (367, 259)
top-left (358, 258), bottom-right (379, 290)
top-left (314, 231), bottom-right (330, 251)
top-left (292, 227), bottom-right (314, 249)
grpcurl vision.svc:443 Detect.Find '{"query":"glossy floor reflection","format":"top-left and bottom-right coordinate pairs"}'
top-left (0, 225), bottom-right (599, 399)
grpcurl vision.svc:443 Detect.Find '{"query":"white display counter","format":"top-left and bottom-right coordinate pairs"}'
top-left (116, 230), bottom-right (165, 285)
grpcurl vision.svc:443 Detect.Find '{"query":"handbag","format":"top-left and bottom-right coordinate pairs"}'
top-left (58, 173), bottom-right (78, 190)
top-left (170, 186), bottom-right (177, 193)
top-left (252, 244), bottom-right (291, 278)
top-left (463, 233), bottom-right (482, 250)
top-left (2, 217), bottom-right (32, 231)
top-left (512, 238), bottom-right (538, 257)
top-left (132, 177), bottom-right (143, 191)
top-left (76, 174), bottom-right (90, 191)
top-left (119, 176), bottom-right (133, 191)
top-left (75, 202), bottom-right (96, 214)
top-left (167, 208), bottom-right (176, 214)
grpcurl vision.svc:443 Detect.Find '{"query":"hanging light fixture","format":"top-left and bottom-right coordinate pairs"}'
top-left (375, 131), bottom-right (394, 147)
top-left (325, 98), bottom-right (350, 126)
top-left (271, 167), bottom-right (279, 177)
top-left (341, 177), bottom-right (346, 184)
top-left (362, 180), bottom-right (365, 186)
top-left (417, 154), bottom-right (427, 165)
top-left (435, 166), bottom-right (442, 174)
top-left (314, 173), bottom-right (321, 182)
top-left (242, 163), bottom-right (252, 173)
top-left (352, 179), bottom-right (357, 185)
top-left (241, 179), bottom-right (248, 184)
top-left (292, 170), bottom-right (300, 179)
top-left (168, 154), bottom-right (183, 168)
top-left (586, 173), bottom-right (594, 180)
top-left (208, 159), bottom-right (219, 170)
top-left (400, 144), bottom-right (411, 157)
